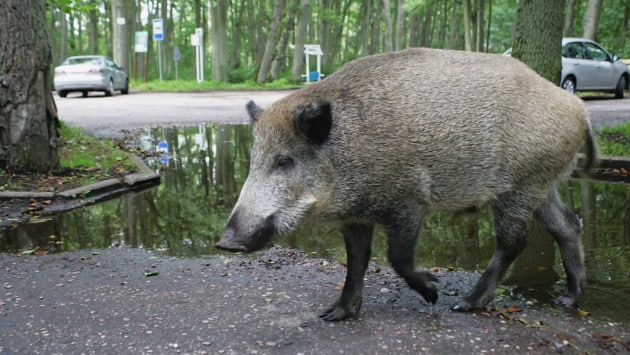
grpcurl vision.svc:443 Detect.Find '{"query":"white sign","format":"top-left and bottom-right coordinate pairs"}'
top-left (153, 18), bottom-right (164, 41)
top-left (190, 34), bottom-right (199, 47)
top-left (116, 17), bottom-right (126, 25)
top-left (134, 31), bottom-right (148, 53)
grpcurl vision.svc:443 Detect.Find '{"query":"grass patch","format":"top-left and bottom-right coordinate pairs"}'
top-left (596, 121), bottom-right (630, 157)
top-left (131, 78), bottom-right (301, 92)
top-left (58, 122), bottom-right (137, 185)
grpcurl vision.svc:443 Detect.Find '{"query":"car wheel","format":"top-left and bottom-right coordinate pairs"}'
top-left (57, 90), bottom-right (68, 98)
top-left (614, 76), bottom-right (626, 99)
top-left (561, 77), bottom-right (576, 94)
top-left (121, 79), bottom-right (129, 95)
top-left (105, 79), bottom-right (114, 96)
top-left (82, 91), bottom-right (88, 98)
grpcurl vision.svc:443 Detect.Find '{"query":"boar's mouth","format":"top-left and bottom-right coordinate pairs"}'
top-left (215, 215), bottom-right (276, 253)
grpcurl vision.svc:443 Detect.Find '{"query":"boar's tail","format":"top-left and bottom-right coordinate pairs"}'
top-left (579, 124), bottom-right (598, 175)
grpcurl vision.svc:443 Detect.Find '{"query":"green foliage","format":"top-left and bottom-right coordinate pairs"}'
top-left (596, 121), bottom-right (630, 156)
top-left (130, 78), bottom-right (300, 92)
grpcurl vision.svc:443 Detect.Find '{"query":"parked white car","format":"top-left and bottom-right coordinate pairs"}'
top-left (54, 55), bottom-right (129, 98)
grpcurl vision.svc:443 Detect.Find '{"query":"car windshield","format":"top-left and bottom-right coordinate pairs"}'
top-left (65, 57), bottom-right (101, 65)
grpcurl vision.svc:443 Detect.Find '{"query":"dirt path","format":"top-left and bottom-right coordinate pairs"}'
top-left (0, 247), bottom-right (627, 353)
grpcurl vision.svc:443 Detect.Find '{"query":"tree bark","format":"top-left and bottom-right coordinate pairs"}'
top-left (291, 0), bottom-right (311, 82)
top-left (563, 0), bottom-right (576, 37)
top-left (257, 0), bottom-right (285, 83)
top-left (272, 2), bottom-right (296, 80)
top-left (0, 0), bottom-right (59, 171)
top-left (88, 0), bottom-right (99, 54)
top-left (463, 0), bottom-right (473, 51)
top-left (382, 0), bottom-right (393, 52)
top-left (513, 0), bottom-right (565, 84)
top-left (582, 0), bottom-right (602, 40)
top-left (211, 0), bottom-right (228, 82)
top-left (394, 0), bottom-right (405, 50)
top-left (112, 0), bottom-right (135, 71)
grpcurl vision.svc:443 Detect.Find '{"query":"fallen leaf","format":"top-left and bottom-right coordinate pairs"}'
top-left (507, 306), bottom-right (522, 313)
top-left (517, 317), bottom-right (529, 325)
top-left (335, 283), bottom-right (345, 291)
top-left (143, 271), bottom-right (159, 277)
top-left (430, 267), bottom-right (440, 272)
top-left (577, 308), bottom-right (592, 316)
top-left (34, 250), bottom-right (49, 255)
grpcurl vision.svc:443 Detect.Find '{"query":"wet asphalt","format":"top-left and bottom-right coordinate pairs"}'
top-left (1, 247), bottom-right (627, 353)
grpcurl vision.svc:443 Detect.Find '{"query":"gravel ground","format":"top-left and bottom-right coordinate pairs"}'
top-left (0, 247), bottom-right (627, 354)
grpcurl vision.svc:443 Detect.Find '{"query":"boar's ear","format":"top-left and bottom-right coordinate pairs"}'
top-left (246, 100), bottom-right (264, 124)
top-left (293, 100), bottom-right (332, 145)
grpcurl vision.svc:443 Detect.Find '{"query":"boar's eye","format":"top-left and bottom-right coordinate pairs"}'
top-left (273, 155), bottom-right (294, 171)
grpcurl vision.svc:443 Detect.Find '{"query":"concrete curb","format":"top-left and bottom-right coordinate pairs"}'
top-left (0, 154), bottom-right (160, 202)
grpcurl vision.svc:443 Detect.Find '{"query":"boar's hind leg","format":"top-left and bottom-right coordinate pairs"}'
top-left (534, 189), bottom-right (585, 307)
top-left (320, 223), bottom-right (374, 321)
top-left (385, 213), bottom-right (439, 305)
top-left (453, 192), bottom-right (531, 311)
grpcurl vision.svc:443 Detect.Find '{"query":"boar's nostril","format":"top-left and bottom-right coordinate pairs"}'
top-left (214, 239), bottom-right (248, 252)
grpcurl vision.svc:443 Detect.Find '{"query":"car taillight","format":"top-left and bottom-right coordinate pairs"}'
top-left (87, 68), bottom-right (104, 74)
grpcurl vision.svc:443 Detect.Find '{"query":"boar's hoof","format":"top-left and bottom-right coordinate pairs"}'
top-left (451, 299), bottom-right (476, 312)
top-left (319, 299), bottom-right (362, 322)
top-left (407, 271), bottom-right (439, 304)
top-left (555, 295), bottom-right (578, 308)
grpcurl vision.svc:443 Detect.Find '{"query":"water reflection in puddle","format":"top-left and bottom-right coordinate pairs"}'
top-left (1, 123), bottom-right (629, 323)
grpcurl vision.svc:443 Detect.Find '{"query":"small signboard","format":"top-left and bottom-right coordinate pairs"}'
top-left (134, 31), bottom-right (148, 53)
top-left (153, 18), bottom-right (164, 41)
top-left (173, 46), bottom-right (181, 61)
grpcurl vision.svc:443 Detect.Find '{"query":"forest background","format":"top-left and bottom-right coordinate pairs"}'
top-left (48, 0), bottom-right (630, 85)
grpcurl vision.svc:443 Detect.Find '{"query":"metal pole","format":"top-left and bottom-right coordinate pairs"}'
top-left (158, 40), bottom-right (162, 81)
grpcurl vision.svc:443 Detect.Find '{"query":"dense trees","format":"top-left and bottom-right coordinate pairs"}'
top-left (46, 0), bottom-right (629, 83)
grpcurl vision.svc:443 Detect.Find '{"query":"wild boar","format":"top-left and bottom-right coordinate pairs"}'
top-left (215, 48), bottom-right (596, 321)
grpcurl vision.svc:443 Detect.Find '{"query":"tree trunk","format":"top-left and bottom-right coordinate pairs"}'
top-left (272, 3), bottom-right (296, 80)
top-left (291, 0), bottom-right (311, 82)
top-left (211, 0), bottom-right (228, 82)
top-left (582, 0), bottom-right (602, 40)
top-left (618, 0), bottom-right (630, 50)
top-left (0, 0), bottom-right (59, 171)
top-left (394, 0), bottom-right (405, 50)
top-left (463, 0), bottom-right (473, 51)
top-left (88, 0), bottom-right (99, 54)
top-left (563, 0), bottom-right (577, 37)
top-left (257, 0), bottom-right (285, 83)
top-left (448, 0), bottom-right (458, 49)
top-left (382, 0), bottom-right (393, 52)
top-left (59, 9), bottom-right (68, 64)
top-left (513, 0), bottom-right (565, 84)
top-left (475, 0), bottom-right (485, 52)
top-left (111, 0), bottom-right (134, 71)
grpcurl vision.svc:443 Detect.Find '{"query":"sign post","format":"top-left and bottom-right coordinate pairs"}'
top-left (152, 18), bottom-right (164, 81)
top-left (173, 45), bottom-right (181, 80)
top-left (191, 28), bottom-right (204, 83)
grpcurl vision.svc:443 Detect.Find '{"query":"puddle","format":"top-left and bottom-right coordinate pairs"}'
top-left (1, 123), bottom-right (629, 323)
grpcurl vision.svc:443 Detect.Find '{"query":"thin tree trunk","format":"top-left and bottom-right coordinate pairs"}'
top-left (563, 0), bottom-right (576, 37)
top-left (463, 0), bottom-right (472, 51)
top-left (448, 0), bottom-right (458, 49)
top-left (211, 0), bottom-right (228, 82)
top-left (59, 10), bottom-right (68, 63)
top-left (257, 0), bottom-right (285, 83)
top-left (272, 3), bottom-right (296, 80)
top-left (582, 0), bottom-right (602, 40)
top-left (475, 0), bottom-right (485, 52)
top-left (394, 0), bottom-right (405, 50)
top-left (382, 0), bottom-right (393, 52)
top-left (291, 0), bottom-right (311, 82)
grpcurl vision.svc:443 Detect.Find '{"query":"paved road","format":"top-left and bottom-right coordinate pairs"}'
top-left (55, 90), bottom-right (630, 137)
top-left (55, 90), bottom-right (293, 137)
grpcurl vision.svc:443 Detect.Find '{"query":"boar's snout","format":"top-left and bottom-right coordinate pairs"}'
top-left (214, 213), bottom-right (276, 253)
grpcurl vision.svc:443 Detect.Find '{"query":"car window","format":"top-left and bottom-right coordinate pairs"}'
top-left (584, 42), bottom-right (609, 61)
top-left (564, 42), bottom-right (586, 59)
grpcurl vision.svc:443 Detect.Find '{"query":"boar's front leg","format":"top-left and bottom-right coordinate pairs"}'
top-left (320, 223), bottom-right (374, 321)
